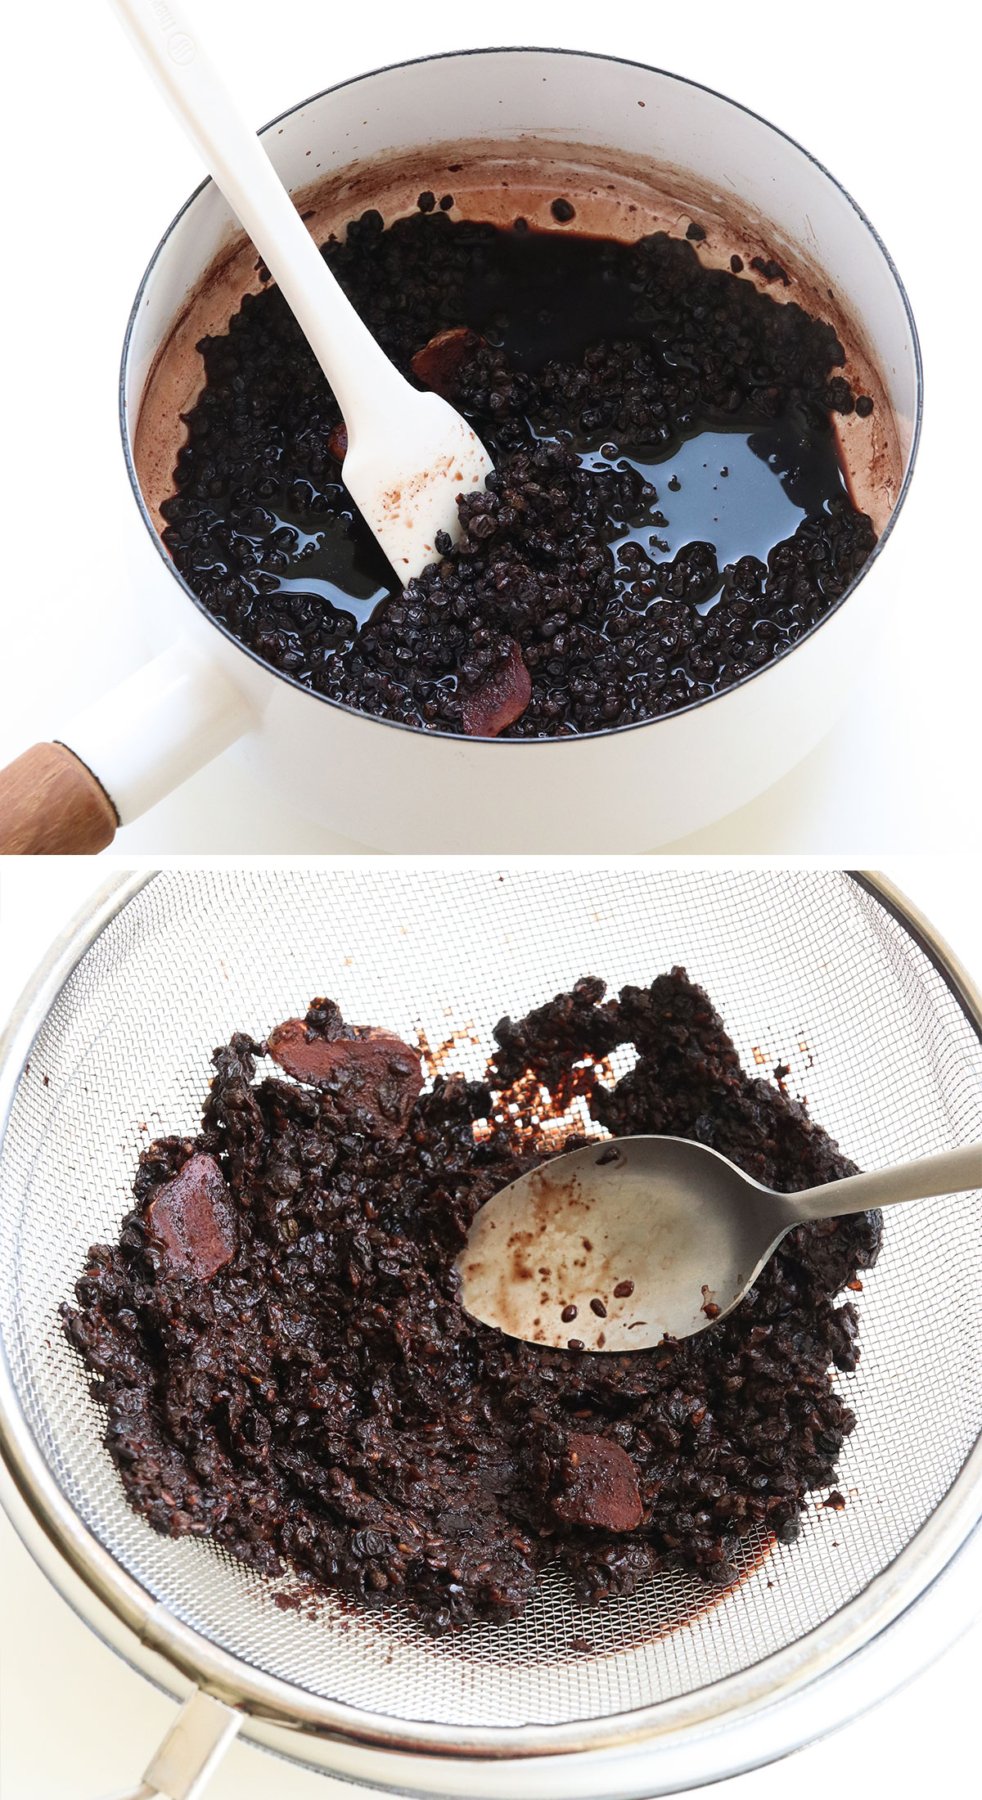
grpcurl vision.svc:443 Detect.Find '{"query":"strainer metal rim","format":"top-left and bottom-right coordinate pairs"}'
top-left (0, 870), bottom-right (979, 1765)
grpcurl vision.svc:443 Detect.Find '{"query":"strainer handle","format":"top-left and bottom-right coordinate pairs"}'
top-left (100, 1691), bottom-right (240, 1800)
top-left (789, 1142), bottom-right (982, 1221)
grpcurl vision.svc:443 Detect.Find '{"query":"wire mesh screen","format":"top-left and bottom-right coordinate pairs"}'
top-left (0, 869), bottom-right (980, 1731)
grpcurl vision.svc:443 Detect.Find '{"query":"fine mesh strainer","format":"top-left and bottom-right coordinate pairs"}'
top-left (0, 868), bottom-right (980, 1799)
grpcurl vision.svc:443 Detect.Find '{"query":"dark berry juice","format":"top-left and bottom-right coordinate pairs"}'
top-left (161, 205), bottom-right (876, 737)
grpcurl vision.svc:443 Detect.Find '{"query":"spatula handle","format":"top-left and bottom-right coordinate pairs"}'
top-left (107, 0), bottom-right (405, 432)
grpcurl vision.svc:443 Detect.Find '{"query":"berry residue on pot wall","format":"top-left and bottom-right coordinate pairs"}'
top-left (63, 969), bottom-right (879, 1635)
top-left (159, 202), bottom-right (877, 737)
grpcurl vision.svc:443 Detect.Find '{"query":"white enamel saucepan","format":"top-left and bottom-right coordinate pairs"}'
top-left (0, 49), bottom-right (922, 853)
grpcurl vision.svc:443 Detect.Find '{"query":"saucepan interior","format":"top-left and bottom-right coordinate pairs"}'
top-left (124, 48), bottom-right (919, 742)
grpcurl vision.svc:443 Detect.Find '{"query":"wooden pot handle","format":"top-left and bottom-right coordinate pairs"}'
top-left (0, 743), bottom-right (119, 855)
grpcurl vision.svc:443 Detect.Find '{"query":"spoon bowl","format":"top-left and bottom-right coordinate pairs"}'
top-left (458, 1135), bottom-right (982, 1351)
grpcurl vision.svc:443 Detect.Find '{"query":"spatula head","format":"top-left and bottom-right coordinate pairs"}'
top-left (342, 389), bottom-right (494, 583)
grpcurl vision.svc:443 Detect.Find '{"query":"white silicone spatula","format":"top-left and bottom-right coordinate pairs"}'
top-left (109, 0), bottom-right (493, 581)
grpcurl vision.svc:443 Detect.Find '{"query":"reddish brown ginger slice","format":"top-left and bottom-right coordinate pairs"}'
top-left (146, 1153), bottom-right (236, 1281)
top-left (461, 640), bottom-right (532, 737)
top-left (327, 421), bottom-right (348, 462)
top-left (410, 327), bottom-right (485, 398)
top-left (552, 1432), bottom-right (643, 1532)
top-left (267, 1019), bottom-right (423, 1138)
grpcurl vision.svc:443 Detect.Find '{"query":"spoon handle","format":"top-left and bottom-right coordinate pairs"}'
top-left (108, 0), bottom-right (406, 431)
top-left (789, 1143), bottom-right (982, 1222)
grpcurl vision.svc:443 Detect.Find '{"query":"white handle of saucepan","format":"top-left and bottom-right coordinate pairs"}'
top-left (107, 0), bottom-right (408, 435)
top-left (100, 1690), bottom-right (240, 1800)
top-left (0, 646), bottom-right (253, 854)
top-left (61, 644), bottom-right (253, 824)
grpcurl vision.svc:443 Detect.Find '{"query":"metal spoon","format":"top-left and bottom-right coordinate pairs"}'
top-left (458, 1136), bottom-right (982, 1351)
top-left (110, 0), bottom-right (493, 582)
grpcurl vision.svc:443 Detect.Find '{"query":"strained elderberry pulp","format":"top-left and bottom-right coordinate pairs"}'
top-left (160, 206), bottom-right (877, 736)
top-left (63, 969), bottom-right (879, 1635)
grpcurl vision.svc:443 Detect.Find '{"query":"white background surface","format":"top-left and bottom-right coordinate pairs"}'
top-left (0, 855), bottom-right (979, 1796)
top-left (1, 0), bottom-right (980, 1785)
top-left (0, 0), bottom-right (979, 853)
